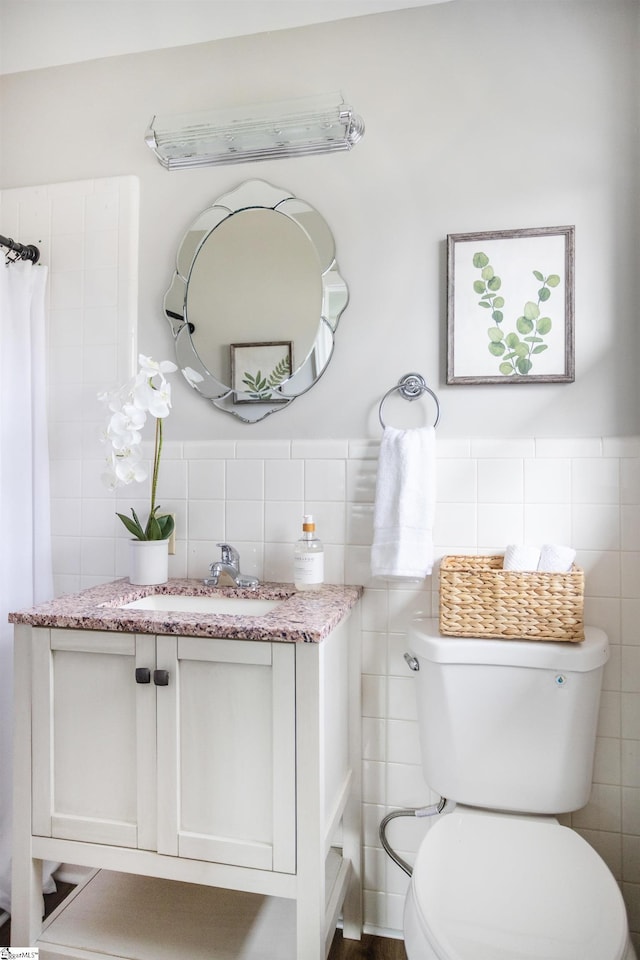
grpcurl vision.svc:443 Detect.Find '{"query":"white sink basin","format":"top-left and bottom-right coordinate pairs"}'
top-left (120, 595), bottom-right (283, 616)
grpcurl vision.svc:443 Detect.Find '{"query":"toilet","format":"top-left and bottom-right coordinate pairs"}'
top-left (403, 620), bottom-right (637, 960)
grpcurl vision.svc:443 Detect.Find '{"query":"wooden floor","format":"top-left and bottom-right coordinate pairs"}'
top-left (329, 929), bottom-right (407, 959)
top-left (1, 882), bottom-right (407, 959)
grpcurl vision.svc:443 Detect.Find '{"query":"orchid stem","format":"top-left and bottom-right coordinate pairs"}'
top-left (150, 417), bottom-right (162, 517)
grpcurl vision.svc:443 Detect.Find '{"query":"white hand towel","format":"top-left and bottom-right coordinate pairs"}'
top-left (371, 425), bottom-right (436, 580)
top-left (503, 544), bottom-right (541, 571)
top-left (537, 543), bottom-right (576, 572)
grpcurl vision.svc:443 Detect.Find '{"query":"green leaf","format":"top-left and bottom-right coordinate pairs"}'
top-left (546, 274), bottom-right (561, 287)
top-left (492, 296), bottom-right (505, 309)
top-left (524, 336), bottom-right (543, 342)
top-left (537, 316), bottom-right (552, 334)
top-left (533, 270), bottom-right (544, 281)
top-left (523, 301), bottom-right (540, 320)
top-left (481, 265), bottom-right (494, 281)
top-left (538, 287), bottom-right (551, 302)
top-left (499, 362), bottom-right (515, 375)
top-left (155, 513), bottom-right (175, 539)
top-left (267, 356), bottom-right (291, 388)
top-left (532, 344), bottom-right (549, 354)
top-left (515, 343), bottom-right (529, 358)
top-left (505, 332), bottom-right (520, 348)
top-left (516, 316), bottom-right (534, 335)
top-left (145, 513), bottom-right (163, 540)
top-left (116, 511), bottom-right (145, 540)
top-left (487, 276), bottom-right (502, 291)
top-left (477, 301), bottom-right (492, 308)
top-left (516, 357), bottom-right (533, 374)
top-left (488, 342), bottom-right (505, 356)
top-left (488, 327), bottom-right (504, 341)
top-left (473, 252), bottom-right (489, 268)
top-left (492, 310), bottom-right (504, 323)
top-left (473, 280), bottom-right (486, 294)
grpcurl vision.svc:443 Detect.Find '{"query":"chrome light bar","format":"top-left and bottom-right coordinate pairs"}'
top-left (145, 93), bottom-right (364, 169)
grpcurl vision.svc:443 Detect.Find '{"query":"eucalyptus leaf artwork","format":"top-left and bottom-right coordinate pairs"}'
top-left (242, 354), bottom-right (292, 400)
top-left (446, 226), bottom-right (575, 384)
top-left (472, 251), bottom-right (560, 377)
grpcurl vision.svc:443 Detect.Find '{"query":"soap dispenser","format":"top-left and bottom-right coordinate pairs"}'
top-left (294, 515), bottom-right (324, 591)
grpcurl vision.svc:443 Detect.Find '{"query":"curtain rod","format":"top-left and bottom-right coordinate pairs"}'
top-left (0, 233), bottom-right (40, 263)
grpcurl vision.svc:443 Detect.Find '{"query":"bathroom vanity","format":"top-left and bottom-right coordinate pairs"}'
top-left (10, 579), bottom-right (363, 960)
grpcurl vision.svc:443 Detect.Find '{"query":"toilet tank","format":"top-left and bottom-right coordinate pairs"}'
top-left (408, 620), bottom-right (609, 814)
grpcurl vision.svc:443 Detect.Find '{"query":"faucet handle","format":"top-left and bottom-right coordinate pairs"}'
top-left (217, 542), bottom-right (239, 566)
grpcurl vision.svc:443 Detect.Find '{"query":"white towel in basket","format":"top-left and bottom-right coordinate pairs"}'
top-left (371, 425), bottom-right (436, 580)
top-left (503, 544), bottom-right (541, 571)
top-left (538, 543), bottom-right (576, 572)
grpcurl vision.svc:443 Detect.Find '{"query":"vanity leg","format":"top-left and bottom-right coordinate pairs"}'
top-left (10, 857), bottom-right (43, 947)
top-left (295, 643), bottom-right (326, 960)
top-left (12, 626), bottom-right (44, 945)
top-left (341, 606), bottom-right (363, 941)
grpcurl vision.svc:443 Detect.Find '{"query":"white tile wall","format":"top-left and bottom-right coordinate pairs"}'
top-left (3, 178), bottom-right (639, 947)
top-left (70, 433), bottom-right (640, 943)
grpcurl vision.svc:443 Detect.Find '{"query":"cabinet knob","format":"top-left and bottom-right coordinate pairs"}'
top-left (135, 668), bottom-right (151, 684)
top-left (153, 669), bottom-right (170, 686)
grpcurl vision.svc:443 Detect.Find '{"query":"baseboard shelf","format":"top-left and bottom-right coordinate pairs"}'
top-left (37, 869), bottom-right (299, 960)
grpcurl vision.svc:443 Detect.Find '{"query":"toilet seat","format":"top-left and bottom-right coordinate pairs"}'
top-left (408, 808), bottom-right (628, 960)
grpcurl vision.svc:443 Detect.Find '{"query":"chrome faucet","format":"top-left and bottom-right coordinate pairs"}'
top-left (204, 543), bottom-right (259, 589)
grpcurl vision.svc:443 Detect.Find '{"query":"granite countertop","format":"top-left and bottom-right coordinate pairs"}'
top-left (9, 578), bottom-right (363, 643)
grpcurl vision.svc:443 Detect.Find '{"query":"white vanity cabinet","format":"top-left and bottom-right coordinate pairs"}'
top-left (30, 630), bottom-right (296, 872)
top-left (11, 584), bottom-right (362, 960)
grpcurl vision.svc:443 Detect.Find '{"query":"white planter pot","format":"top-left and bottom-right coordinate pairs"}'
top-left (129, 539), bottom-right (169, 585)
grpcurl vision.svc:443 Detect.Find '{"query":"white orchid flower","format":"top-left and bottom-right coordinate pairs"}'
top-left (132, 379), bottom-right (172, 419)
top-left (101, 449), bottom-right (147, 488)
top-left (114, 456), bottom-right (147, 485)
top-left (138, 355), bottom-right (178, 380)
top-left (98, 357), bottom-right (177, 541)
top-left (106, 404), bottom-right (146, 449)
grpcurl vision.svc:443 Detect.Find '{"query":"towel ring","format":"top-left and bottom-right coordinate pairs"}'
top-left (378, 373), bottom-right (440, 429)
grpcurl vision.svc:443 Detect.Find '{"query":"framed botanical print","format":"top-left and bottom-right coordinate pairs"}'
top-left (447, 225), bottom-right (575, 384)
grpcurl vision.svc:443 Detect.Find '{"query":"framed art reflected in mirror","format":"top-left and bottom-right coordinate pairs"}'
top-left (231, 341), bottom-right (292, 403)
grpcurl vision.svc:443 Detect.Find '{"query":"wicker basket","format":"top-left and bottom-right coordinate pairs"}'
top-left (439, 554), bottom-right (585, 642)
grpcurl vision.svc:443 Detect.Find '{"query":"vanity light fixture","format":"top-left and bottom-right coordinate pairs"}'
top-left (144, 92), bottom-right (364, 169)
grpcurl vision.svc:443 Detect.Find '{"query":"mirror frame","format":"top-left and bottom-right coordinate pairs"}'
top-left (164, 179), bottom-right (349, 423)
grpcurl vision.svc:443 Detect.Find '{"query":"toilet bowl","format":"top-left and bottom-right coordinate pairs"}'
top-left (404, 807), bottom-right (636, 960)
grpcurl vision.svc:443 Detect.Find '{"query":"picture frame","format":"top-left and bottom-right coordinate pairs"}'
top-left (447, 225), bottom-right (575, 384)
top-left (230, 341), bottom-right (293, 403)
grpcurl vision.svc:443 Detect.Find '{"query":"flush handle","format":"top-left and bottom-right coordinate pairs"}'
top-left (404, 652), bottom-right (420, 672)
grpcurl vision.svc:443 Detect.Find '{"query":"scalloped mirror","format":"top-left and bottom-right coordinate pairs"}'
top-left (164, 180), bottom-right (349, 422)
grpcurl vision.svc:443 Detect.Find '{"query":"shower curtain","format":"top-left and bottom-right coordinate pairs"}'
top-left (0, 259), bottom-right (57, 917)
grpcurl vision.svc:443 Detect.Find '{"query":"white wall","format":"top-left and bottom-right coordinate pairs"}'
top-left (0, 0), bottom-right (444, 75)
top-left (1, 0), bottom-right (638, 439)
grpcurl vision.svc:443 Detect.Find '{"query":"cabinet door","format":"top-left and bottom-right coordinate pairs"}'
top-left (155, 636), bottom-right (296, 873)
top-left (31, 628), bottom-right (157, 849)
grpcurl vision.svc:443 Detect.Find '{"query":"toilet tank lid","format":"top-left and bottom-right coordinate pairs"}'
top-left (409, 620), bottom-right (609, 672)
